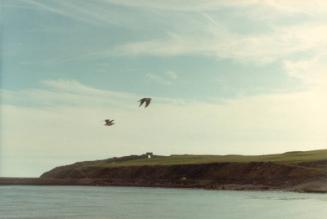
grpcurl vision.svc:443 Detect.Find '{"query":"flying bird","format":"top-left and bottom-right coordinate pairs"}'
top-left (138, 98), bottom-right (152, 108)
top-left (104, 119), bottom-right (115, 126)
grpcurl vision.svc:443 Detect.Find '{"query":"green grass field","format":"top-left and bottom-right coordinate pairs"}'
top-left (76, 149), bottom-right (327, 168)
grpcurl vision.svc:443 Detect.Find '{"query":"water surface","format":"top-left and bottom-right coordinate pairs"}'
top-left (0, 186), bottom-right (326, 219)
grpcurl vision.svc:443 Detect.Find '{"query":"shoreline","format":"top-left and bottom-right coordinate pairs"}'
top-left (0, 177), bottom-right (326, 194)
top-left (3, 150), bottom-right (327, 194)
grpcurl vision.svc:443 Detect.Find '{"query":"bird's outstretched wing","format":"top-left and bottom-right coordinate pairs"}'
top-left (139, 98), bottom-right (145, 107)
top-left (145, 99), bottom-right (151, 107)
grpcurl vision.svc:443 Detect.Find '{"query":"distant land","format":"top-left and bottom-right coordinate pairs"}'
top-left (1, 149), bottom-right (327, 193)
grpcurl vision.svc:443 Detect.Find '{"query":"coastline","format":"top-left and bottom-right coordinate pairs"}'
top-left (3, 150), bottom-right (326, 194)
top-left (1, 177), bottom-right (326, 194)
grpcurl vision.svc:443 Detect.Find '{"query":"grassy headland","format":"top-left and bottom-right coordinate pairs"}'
top-left (1, 149), bottom-right (326, 193)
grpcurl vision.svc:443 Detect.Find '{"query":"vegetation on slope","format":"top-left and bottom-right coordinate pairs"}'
top-left (63, 149), bottom-right (327, 169)
top-left (38, 149), bottom-right (327, 193)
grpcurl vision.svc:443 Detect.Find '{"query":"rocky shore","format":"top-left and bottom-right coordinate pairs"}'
top-left (1, 164), bottom-right (326, 193)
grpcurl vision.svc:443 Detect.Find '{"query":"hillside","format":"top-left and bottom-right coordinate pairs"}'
top-left (39, 149), bottom-right (327, 193)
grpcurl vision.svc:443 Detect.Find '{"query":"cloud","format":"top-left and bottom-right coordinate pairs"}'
top-left (146, 73), bottom-right (171, 86)
top-left (1, 79), bottom-right (326, 176)
top-left (107, 0), bottom-right (327, 14)
top-left (250, 0), bottom-right (327, 14)
top-left (18, 0), bottom-right (100, 25)
top-left (116, 23), bottom-right (327, 63)
top-left (283, 55), bottom-right (327, 110)
top-left (1, 79), bottom-right (142, 110)
top-left (146, 71), bottom-right (178, 86)
top-left (10, 0), bottom-right (327, 65)
top-left (284, 55), bottom-right (327, 87)
top-left (15, 0), bottom-right (156, 27)
top-left (165, 71), bottom-right (178, 80)
top-left (17, 0), bottom-right (327, 15)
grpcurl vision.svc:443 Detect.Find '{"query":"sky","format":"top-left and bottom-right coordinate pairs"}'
top-left (1, 0), bottom-right (327, 177)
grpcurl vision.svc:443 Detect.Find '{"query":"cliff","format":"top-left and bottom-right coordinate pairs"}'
top-left (39, 149), bottom-right (327, 193)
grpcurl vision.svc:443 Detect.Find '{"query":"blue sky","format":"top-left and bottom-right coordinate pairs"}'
top-left (1, 0), bottom-right (305, 98)
top-left (1, 0), bottom-right (327, 176)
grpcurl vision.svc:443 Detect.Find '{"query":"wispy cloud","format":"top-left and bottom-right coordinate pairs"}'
top-left (146, 71), bottom-right (178, 86)
top-left (16, 0), bottom-right (327, 28)
top-left (165, 71), bottom-right (178, 80)
top-left (17, 0), bottom-right (141, 26)
top-left (8, 0), bottom-right (327, 65)
top-left (19, 0), bottom-right (100, 25)
top-left (116, 23), bottom-right (327, 63)
top-left (284, 54), bottom-right (327, 91)
top-left (107, 0), bottom-right (327, 14)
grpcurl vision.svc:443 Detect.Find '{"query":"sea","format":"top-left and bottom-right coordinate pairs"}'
top-left (0, 186), bottom-right (326, 219)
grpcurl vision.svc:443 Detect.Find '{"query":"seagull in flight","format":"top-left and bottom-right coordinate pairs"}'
top-left (104, 119), bottom-right (115, 126)
top-left (138, 98), bottom-right (152, 108)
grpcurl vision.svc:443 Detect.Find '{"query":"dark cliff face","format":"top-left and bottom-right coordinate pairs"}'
top-left (41, 161), bottom-right (327, 189)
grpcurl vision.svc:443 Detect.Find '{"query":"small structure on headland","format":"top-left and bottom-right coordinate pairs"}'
top-left (145, 152), bottom-right (153, 159)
